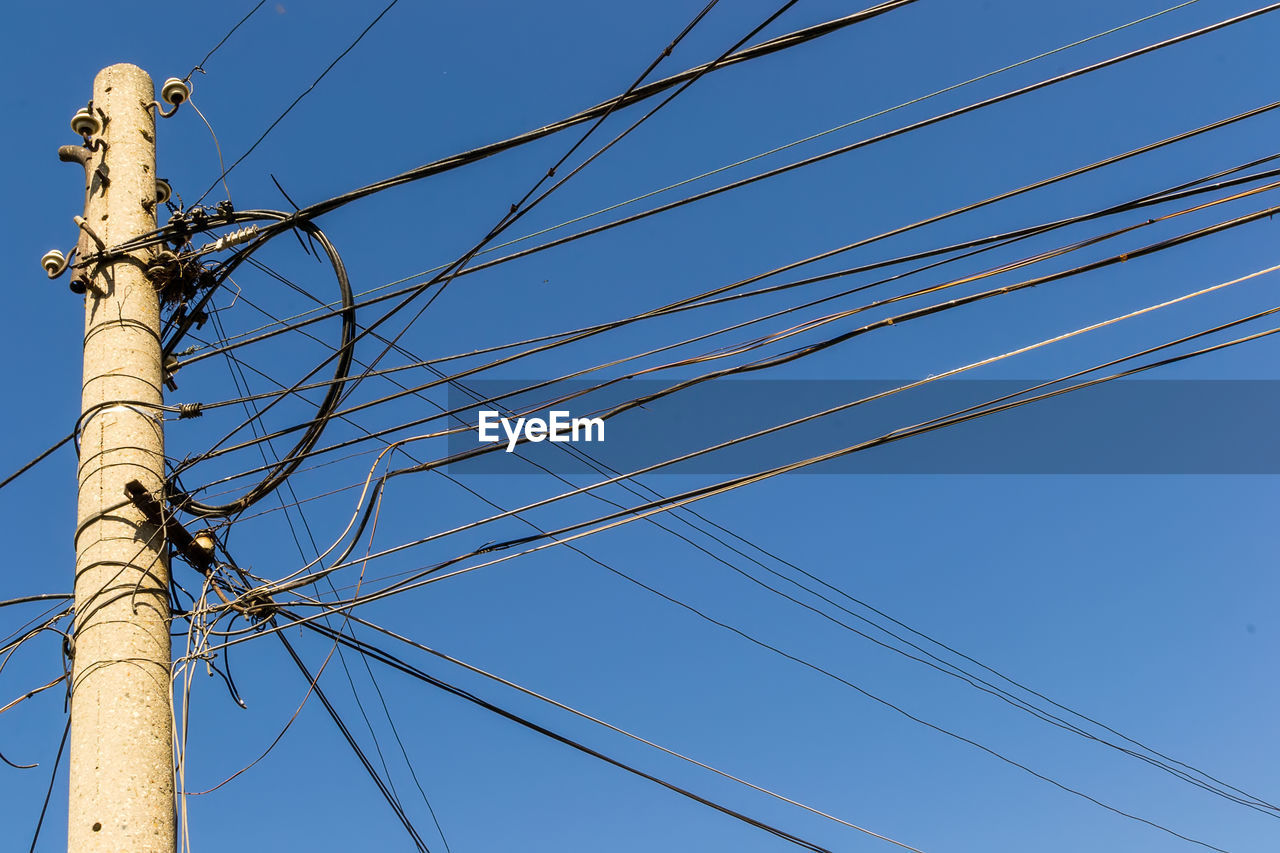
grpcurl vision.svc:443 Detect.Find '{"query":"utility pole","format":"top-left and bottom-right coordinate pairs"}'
top-left (66, 63), bottom-right (175, 853)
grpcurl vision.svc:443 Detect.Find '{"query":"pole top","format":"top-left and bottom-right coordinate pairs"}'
top-left (93, 63), bottom-right (154, 91)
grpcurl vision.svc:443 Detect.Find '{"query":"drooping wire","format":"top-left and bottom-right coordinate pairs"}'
top-left (274, 629), bottom-right (431, 852)
top-left (288, 615), bottom-right (869, 853)
top-left (0, 432), bottom-right (74, 493)
top-left (319, 0), bottom-right (1210, 307)
top-left (167, 0), bottom-right (804, 500)
top-left (191, 0), bottom-right (403, 206)
top-left (233, 192), bottom-right (1278, 486)
top-left (182, 158), bottom-right (1280, 467)
top-left (88, 2), bottom-right (922, 267)
top-left (204, 306), bottom-right (450, 846)
top-left (175, 98), bottom-right (1280, 371)
top-left (26, 717), bottom-right (70, 853)
top-left (185, 0), bottom-right (270, 81)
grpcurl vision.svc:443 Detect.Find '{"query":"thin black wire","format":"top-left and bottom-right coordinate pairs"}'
top-left (290, 606), bottom-right (1229, 853)
top-left (0, 432), bottom-right (74, 493)
top-left (268, 310), bottom-right (1280, 617)
top-left (321, 0), bottom-right (809, 438)
top-left (274, 0), bottom-right (921, 224)
top-left (0, 594), bottom-right (74, 611)
top-left (27, 717), bottom-right (70, 853)
top-left (275, 629), bottom-right (431, 852)
top-left (676, 503), bottom-right (1280, 812)
top-left (208, 267), bottom-right (1280, 817)
top-left (191, 0), bottom-right (402, 205)
top-left (206, 315), bottom-right (450, 846)
top-left (288, 614), bottom-right (846, 853)
top-left (184, 159), bottom-right (1280, 463)
top-left (168, 0), bottom-right (804, 490)
top-left (186, 0), bottom-right (270, 80)
top-left (175, 98), bottom-right (1280, 371)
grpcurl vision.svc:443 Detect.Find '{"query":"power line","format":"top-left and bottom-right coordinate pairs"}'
top-left (186, 0), bottom-right (270, 80)
top-left (315, 0), bottom-right (1211, 313)
top-left (263, 296), bottom-right (1280, 614)
top-left (305, 195), bottom-right (1280, 485)
top-left (0, 432), bottom-right (74, 493)
top-left (85, 0), bottom-right (923, 267)
top-left (178, 248), bottom-right (1280, 819)
top-left (190, 310), bottom-right (1280, 850)
top-left (187, 159), bottom-right (1280, 450)
top-left (275, 629), bottom-right (432, 852)
top-left (286, 611), bottom-right (892, 853)
top-left (174, 97), bottom-right (1280, 371)
top-left (189, 0), bottom-right (396, 204)
top-left (283, 0), bottom-right (922, 224)
top-left (447, 4), bottom-right (1280, 280)
top-left (27, 717), bottom-right (70, 853)
top-left (169, 159), bottom-right (1280, 497)
top-left (166, 0), bottom-right (815, 502)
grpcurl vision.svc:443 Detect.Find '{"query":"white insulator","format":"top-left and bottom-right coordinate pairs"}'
top-left (70, 106), bottom-right (100, 138)
top-left (161, 78), bottom-right (190, 107)
top-left (42, 249), bottom-right (68, 278)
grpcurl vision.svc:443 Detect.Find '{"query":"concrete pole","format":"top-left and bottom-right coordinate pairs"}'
top-left (69, 63), bottom-right (175, 853)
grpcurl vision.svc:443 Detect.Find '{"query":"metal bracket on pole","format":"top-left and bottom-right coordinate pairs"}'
top-left (123, 479), bottom-right (214, 573)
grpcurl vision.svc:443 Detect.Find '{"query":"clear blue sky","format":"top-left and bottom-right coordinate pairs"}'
top-left (2, 1), bottom-right (1279, 851)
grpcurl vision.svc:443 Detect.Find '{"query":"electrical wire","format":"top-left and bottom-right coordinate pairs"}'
top-left (195, 186), bottom-right (1280, 491)
top-left (167, 211), bottom-right (355, 518)
top-left (175, 98), bottom-right (1280, 372)
top-left (26, 717), bottom-right (70, 853)
top-left (287, 615), bottom-right (877, 853)
top-left (189, 304), bottom-right (1280, 849)
top-left (186, 0), bottom-right (270, 80)
top-left (275, 0), bottom-right (922, 224)
top-left (82, 1), bottom-right (922, 268)
top-left (0, 594), bottom-right (73, 611)
top-left (314, 0), bottom-right (810, 449)
top-left (183, 158), bottom-right (1280, 460)
top-left (445, 3), bottom-right (1280, 280)
top-left (254, 270), bottom-right (1280, 611)
top-left (0, 432), bottom-right (74, 493)
top-left (320, 0), bottom-right (1211, 314)
top-left (191, 0), bottom-right (403, 205)
top-left (168, 0), bottom-right (813, 496)
top-left (275, 629), bottom-right (432, 852)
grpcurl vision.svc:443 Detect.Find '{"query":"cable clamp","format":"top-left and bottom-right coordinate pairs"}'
top-left (196, 225), bottom-right (259, 256)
